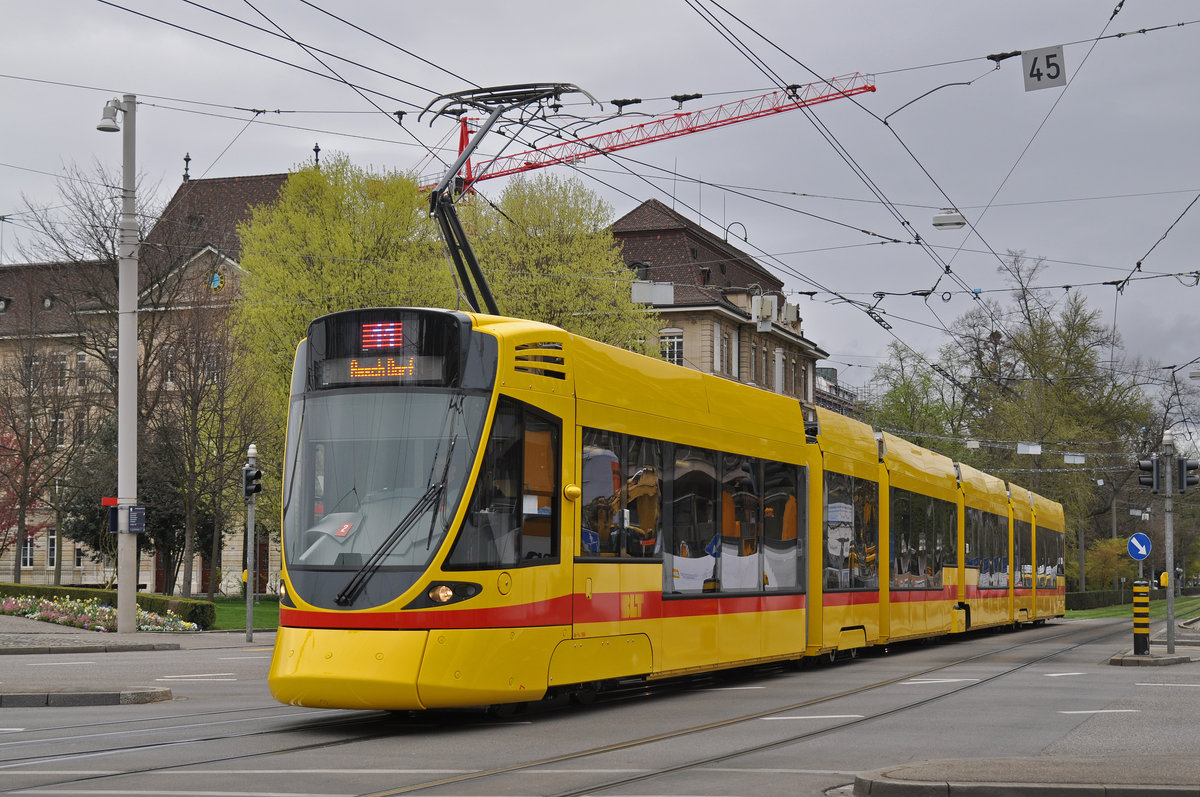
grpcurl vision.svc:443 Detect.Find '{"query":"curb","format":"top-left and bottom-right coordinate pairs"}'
top-left (854, 773), bottom-right (1200, 795)
top-left (0, 642), bottom-right (180, 656)
top-left (0, 687), bottom-right (173, 708)
top-left (1108, 652), bottom-right (1194, 667)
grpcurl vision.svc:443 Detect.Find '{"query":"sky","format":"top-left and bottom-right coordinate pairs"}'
top-left (3, 0), bottom-right (1199, 393)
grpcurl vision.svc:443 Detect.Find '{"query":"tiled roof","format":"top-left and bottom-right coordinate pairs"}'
top-left (612, 198), bottom-right (781, 290)
top-left (0, 174), bottom-right (287, 337)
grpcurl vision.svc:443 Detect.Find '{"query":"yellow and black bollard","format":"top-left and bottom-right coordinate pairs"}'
top-left (1133, 580), bottom-right (1150, 655)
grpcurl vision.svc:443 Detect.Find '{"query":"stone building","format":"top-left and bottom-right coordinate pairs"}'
top-left (612, 198), bottom-right (828, 401)
top-left (0, 174), bottom-right (285, 593)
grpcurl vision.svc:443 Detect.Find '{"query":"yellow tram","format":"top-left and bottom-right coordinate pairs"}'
top-left (268, 307), bottom-right (1065, 710)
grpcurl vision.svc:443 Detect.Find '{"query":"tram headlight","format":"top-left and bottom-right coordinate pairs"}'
top-left (406, 581), bottom-right (481, 609)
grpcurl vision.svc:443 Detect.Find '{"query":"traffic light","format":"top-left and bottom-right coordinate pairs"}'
top-left (242, 465), bottom-right (262, 499)
top-left (1138, 454), bottom-right (1160, 493)
top-left (1178, 456), bottom-right (1199, 493)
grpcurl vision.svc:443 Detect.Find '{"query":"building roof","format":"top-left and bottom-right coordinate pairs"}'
top-left (612, 198), bottom-right (783, 291)
top-left (0, 174), bottom-right (286, 338)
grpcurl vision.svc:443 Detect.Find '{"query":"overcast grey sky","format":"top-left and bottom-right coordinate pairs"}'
top-left (3, 1), bottom-right (1198, 387)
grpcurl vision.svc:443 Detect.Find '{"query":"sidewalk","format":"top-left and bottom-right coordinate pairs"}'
top-left (0, 612), bottom-right (272, 653)
top-left (0, 613), bottom-right (276, 707)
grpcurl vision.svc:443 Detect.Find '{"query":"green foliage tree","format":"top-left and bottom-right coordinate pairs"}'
top-left (863, 252), bottom-right (1157, 590)
top-left (467, 174), bottom-right (660, 353)
top-left (234, 159), bottom-right (660, 486)
top-left (1084, 537), bottom-right (1138, 590)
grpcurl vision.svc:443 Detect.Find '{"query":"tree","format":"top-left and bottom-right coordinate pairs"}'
top-left (234, 157), bottom-right (660, 493)
top-left (467, 173), bottom-right (660, 353)
top-left (1085, 537), bottom-right (1138, 590)
top-left (865, 252), bottom-right (1157, 589)
top-left (0, 290), bottom-right (86, 583)
top-left (149, 282), bottom-right (263, 597)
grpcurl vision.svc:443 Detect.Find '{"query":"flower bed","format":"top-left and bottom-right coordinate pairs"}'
top-left (0, 595), bottom-right (199, 633)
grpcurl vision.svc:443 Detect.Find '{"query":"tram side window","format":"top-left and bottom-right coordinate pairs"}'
top-left (446, 398), bottom-right (560, 569)
top-left (580, 429), bottom-right (663, 558)
top-left (964, 507), bottom-right (981, 576)
top-left (889, 488), bottom-right (955, 589)
top-left (1014, 520), bottom-right (1031, 588)
top-left (933, 498), bottom-right (956, 588)
top-left (667, 446), bottom-right (720, 593)
top-left (824, 472), bottom-right (878, 590)
top-left (762, 461), bottom-right (803, 591)
top-left (1036, 528), bottom-right (1058, 587)
top-left (720, 453), bottom-right (761, 591)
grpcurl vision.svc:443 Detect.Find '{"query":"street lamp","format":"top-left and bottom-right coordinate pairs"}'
top-left (932, 208), bottom-right (966, 230)
top-left (96, 94), bottom-right (138, 634)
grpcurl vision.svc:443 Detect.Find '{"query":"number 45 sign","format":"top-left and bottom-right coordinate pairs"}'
top-left (1023, 46), bottom-right (1067, 92)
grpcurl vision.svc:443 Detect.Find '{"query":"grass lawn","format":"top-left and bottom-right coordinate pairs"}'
top-left (1067, 594), bottom-right (1200, 621)
top-left (211, 595), bottom-right (279, 630)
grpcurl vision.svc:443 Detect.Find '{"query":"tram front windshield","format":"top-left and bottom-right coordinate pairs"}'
top-left (283, 389), bottom-right (488, 572)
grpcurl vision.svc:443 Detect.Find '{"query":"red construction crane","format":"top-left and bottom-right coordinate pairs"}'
top-left (461, 73), bottom-right (875, 184)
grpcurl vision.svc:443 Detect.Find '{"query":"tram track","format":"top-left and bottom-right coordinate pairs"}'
top-left (0, 706), bottom-right (393, 794)
top-left (358, 619), bottom-right (1129, 796)
top-left (0, 619), bottom-right (1127, 796)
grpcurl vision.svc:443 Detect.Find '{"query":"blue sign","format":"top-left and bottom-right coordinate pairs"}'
top-left (1128, 532), bottom-right (1152, 561)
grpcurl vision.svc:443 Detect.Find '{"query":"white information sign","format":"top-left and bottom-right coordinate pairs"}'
top-left (1023, 46), bottom-right (1067, 92)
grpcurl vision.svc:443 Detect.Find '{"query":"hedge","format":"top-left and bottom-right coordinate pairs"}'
top-left (1066, 586), bottom-right (1200, 611)
top-left (0, 582), bottom-right (215, 630)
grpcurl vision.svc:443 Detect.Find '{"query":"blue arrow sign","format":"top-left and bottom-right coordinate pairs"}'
top-left (1128, 532), bottom-right (1152, 561)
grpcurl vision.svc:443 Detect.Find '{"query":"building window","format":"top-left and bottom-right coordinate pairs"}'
top-left (47, 528), bottom-right (56, 569)
top-left (659, 330), bottom-right (683, 366)
top-left (52, 353), bottom-right (68, 389)
top-left (163, 346), bottom-right (176, 386)
top-left (76, 352), bottom-right (88, 391)
top-left (75, 545), bottom-right (85, 568)
top-left (721, 331), bottom-right (733, 375)
top-left (51, 414), bottom-right (66, 448)
top-left (21, 536), bottom-right (34, 568)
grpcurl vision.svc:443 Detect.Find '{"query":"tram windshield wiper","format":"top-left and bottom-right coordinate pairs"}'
top-left (334, 480), bottom-right (444, 607)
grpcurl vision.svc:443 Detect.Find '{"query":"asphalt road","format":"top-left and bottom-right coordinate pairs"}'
top-left (2, 616), bottom-right (1199, 796)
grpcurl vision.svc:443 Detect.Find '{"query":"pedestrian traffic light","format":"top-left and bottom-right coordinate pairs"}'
top-left (1178, 456), bottom-right (1199, 493)
top-left (1138, 454), bottom-right (1159, 493)
top-left (242, 465), bottom-right (262, 499)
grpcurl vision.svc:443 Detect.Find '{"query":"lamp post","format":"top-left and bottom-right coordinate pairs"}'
top-left (97, 94), bottom-right (138, 634)
top-left (932, 208), bottom-right (966, 230)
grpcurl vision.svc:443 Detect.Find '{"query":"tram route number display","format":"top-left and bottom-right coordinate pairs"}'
top-left (1023, 45), bottom-right (1067, 92)
top-left (320, 354), bottom-right (443, 386)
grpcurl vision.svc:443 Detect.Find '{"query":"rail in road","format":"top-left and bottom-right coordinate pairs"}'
top-left (0, 618), bottom-right (1157, 797)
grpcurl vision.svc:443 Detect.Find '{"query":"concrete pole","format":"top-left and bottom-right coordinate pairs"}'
top-left (112, 95), bottom-right (138, 635)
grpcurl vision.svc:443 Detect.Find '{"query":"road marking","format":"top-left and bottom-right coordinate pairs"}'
top-left (0, 790), bottom-right (356, 796)
top-left (901, 678), bottom-right (980, 684)
top-left (763, 714), bottom-right (864, 720)
top-left (155, 673), bottom-right (237, 682)
top-left (26, 661), bottom-right (97, 667)
top-left (0, 729), bottom-right (25, 733)
top-left (1045, 672), bottom-right (1086, 677)
top-left (1137, 682), bottom-right (1200, 687)
top-left (1059, 709), bottom-right (1139, 714)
